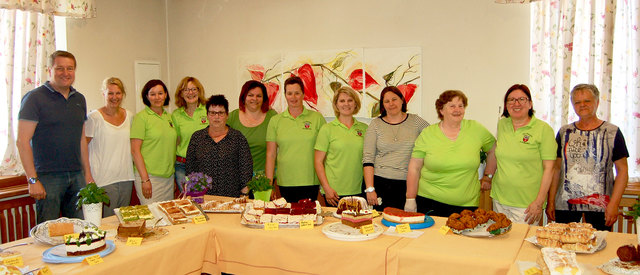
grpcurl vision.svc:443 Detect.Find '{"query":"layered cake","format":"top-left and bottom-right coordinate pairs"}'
top-left (242, 198), bottom-right (320, 225)
top-left (64, 227), bottom-right (107, 256)
top-left (48, 222), bottom-right (74, 237)
top-left (119, 205), bottom-right (154, 222)
top-left (382, 207), bottom-right (425, 224)
top-left (341, 209), bottom-right (373, 228)
top-left (117, 220), bottom-right (146, 238)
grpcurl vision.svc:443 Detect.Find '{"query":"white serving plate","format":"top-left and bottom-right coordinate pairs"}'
top-left (240, 215), bottom-right (323, 229)
top-left (321, 222), bottom-right (383, 241)
top-left (525, 231), bottom-right (607, 254)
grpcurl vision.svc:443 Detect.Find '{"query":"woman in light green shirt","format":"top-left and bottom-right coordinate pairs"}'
top-left (171, 77), bottom-right (208, 193)
top-left (228, 80), bottom-right (277, 175)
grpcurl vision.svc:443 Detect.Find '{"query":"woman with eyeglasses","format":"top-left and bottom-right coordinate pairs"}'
top-left (131, 79), bottom-right (177, 204)
top-left (185, 95), bottom-right (253, 197)
top-left (228, 80), bottom-right (277, 175)
top-left (483, 84), bottom-right (556, 224)
top-left (171, 77), bottom-right (208, 193)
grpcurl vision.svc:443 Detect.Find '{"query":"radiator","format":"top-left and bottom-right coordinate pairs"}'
top-left (0, 195), bottom-right (36, 244)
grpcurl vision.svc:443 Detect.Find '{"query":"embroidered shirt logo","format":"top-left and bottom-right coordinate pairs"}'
top-left (356, 129), bottom-right (363, 137)
top-left (303, 121), bottom-right (311, 129)
top-left (200, 116), bottom-right (207, 124)
top-left (169, 121), bottom-right (174, 128)
top-left (522, 133), bottom-right (531, 143)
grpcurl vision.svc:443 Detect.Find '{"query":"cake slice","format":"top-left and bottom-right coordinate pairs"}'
top-left (64, 227), bottom-right (107, 256)
top-left (341, 209), bottom-right (373, 228)
top-left (48, 222), bottom-right (74, 237)
top-left (117, 220), bottom-right (146, 238)
top-left (537, 247), bottom-right (582, 275)
top-left (382, 207), bottom-right (425, 224)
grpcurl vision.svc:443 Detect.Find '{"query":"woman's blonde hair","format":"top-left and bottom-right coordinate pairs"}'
top-left (174, 76), bottom-right (206, 108)
top-left (332, 86), bottom-right (361, 117)
top-left (101, 77), bottom-right (126, 96)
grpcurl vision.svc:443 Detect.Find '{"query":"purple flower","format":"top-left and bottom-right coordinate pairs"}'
top-left (184, 172), bottom-right (213, 193)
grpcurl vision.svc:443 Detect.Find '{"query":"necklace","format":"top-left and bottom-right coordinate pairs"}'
top-left (391, 125), bottom-right (400, 142)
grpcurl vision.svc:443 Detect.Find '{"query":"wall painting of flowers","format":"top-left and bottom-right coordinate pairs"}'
top-left (238, 47), bottom-right (422, 118)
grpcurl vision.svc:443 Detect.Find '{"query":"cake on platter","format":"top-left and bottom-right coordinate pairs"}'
top-left (242, 198), bottom-right (321, 226)
top-left (117, 220), bottom-right (146, 238)
top-left (335, 197), bottom-right (373, 228)
top-left (382, 207), bottom-right (425, 224)
top-left (64, 227), bottom-right (107, 256)
top-left (336, 196), bottom-right (368, 215)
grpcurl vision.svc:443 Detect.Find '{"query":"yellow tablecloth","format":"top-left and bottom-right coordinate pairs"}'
top-left (2, 214), bottom-right (219, 275)
top-left (392, 216), bottom-right (531, 275)
top-left (506, 226), bottom-right (638, 274)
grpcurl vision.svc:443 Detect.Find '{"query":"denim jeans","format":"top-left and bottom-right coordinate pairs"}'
top-left (174, 161), bottom-right (186, 193)
top-left (36, 171), bottom-right (85, 223)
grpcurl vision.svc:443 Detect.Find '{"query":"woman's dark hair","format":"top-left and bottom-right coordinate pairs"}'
top-left (379, 86), bottom-right (407, 117)
top-left (284, 76), bottom-right (305, 94)
top-left (141, 79), bottom-right (170, 107)
top-left (502, 84), bottom-right (534, 118)
top-left (435, 90), bottom-right (468, 120)
top-left (239, 80), bottom-right (269, 112)
top-left (206, 94), bottom-right (229, 114)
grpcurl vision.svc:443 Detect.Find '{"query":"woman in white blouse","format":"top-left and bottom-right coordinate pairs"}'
top-left (86, 77), bottom-right (134, 217)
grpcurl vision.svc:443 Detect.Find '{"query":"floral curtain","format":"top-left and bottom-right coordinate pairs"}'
top-left (0, 9), bottom-right (57, 175)
top-left (530, 0), bottom-right (640, 181)
top-left (0, 0), bottom-right (96, 18)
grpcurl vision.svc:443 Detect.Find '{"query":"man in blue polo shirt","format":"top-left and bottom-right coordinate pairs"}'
top-left (16, 50), bottom-right (94, 223)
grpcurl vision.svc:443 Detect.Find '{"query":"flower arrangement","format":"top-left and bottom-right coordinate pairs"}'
top-left (184, 172), bottom-right (213, 193)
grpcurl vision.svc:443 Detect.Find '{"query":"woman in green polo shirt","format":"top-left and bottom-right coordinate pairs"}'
top-left (483, 84), bottom-right (556, 224)
top-left (266, 76), bottom-right (326, 202)
top-left (171, 77), bottom-right (208, 193)
top-left (405, 90), bottom-right (495, 217)
top-left (228, 80), bottom-right (277, 175)
top-left (314, 86), bottom-right (368, 206)
top-left (131, 79), bottom-right (177, 204)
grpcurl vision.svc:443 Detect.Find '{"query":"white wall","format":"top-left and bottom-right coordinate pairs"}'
top-left (66, 0), bottom-right (169, 113)
top-left (67, 0), bottom-right (529, 130)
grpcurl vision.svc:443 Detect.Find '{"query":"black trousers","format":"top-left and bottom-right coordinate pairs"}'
top-left (554, 210), bottom-right (612, 231)
top-left (278, 185), bottom-right (320, 202)
top-left (416, 196), bottom-right (477, 218)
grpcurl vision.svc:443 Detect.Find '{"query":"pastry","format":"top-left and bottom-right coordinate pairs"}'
top-left (341, 209), bottom-right (373, 228)
top-left (537, 247), bottom-right (582, 275)
top-left (336, 196), bottom-right (368, 215)
top-left (48, 222), bottom-right (74, 236)
top-left (617, 245), bottom-right (640, 262)
top-left (0, 265), bottom-right (21, 275)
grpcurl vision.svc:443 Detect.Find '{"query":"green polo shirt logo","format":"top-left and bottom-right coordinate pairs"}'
top-left (356, 129), bottom-right (363, 137)
top-left (303, 121), bottom-right (311, 129)
top-left (200, 116), bottom-right (207, 124)
top-left (521, 133), bottom-right (531, 143)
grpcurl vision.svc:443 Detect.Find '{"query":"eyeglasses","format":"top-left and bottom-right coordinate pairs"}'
top-left (183, 87), bottom-right (198, 93)
top-left (506, 97), bottom-right (529, 104)
top-left (207, 111), bottom-right (227, 117)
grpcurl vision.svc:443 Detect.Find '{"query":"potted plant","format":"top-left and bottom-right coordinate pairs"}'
top-left (247, 172), bottom-right (273, 202)
top-left (76, 182), bottom-right (110, 226)
top-left (184, 172), bottom-right (213, 203)
top-left (624, 195), bottom-right (640, 242)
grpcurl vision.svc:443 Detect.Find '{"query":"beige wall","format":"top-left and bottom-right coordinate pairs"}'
top-left (67, 0), bottom-right (529, 130)
top-left (66, 0), bottom-right (169, 112)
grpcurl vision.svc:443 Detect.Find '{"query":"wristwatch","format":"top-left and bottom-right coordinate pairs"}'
top-left (484, 174), bottom-right (493, 179)
top-left (364, 186), bottom-right (376, 193)
top-left (28, 177), bottom-right (39, 184)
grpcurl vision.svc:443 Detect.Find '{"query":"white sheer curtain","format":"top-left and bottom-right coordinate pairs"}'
top-left (0, 0), bottom-right (96, 175)
top-left (530, 0), bottom-right (640, 181)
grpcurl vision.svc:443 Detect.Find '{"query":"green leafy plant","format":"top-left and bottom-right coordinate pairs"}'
top-left (76, 182), bottom-right (110, 209)
top-left (624, 195), bottom-right (640, 220)
top-left (246, 172), bottom-right (273, 192)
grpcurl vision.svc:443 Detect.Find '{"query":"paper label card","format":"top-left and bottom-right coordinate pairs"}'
top-left (395, 223), bottom-right (412, 233)
top-left (371, 210), bottom-right (380, 218)
top-left (264, 222), bottom-right (279, 231)
top-left (126, 237), bottom-right (143, 246)
top-left (524, 267), bottom-right (542, 275)
top-left (83, 254), bottom-right (104, 265)
top-left (193, 215), bottom-right (207, 224)
top-left (299, 220), bottom-right (314, 230)
top-left (2, 255), bottom-right (23, 267)
top-left (37, 266), bottom-right (52, 275)
top-left (360, 224), bottom-right (375, 234)
top-left (439, 225), bottom-right (451, 235)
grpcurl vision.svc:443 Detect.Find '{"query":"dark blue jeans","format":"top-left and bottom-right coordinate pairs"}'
top-left (36, 171), bottom-right (85, 223)
top-left (174, 161), bottom-right (186, 193)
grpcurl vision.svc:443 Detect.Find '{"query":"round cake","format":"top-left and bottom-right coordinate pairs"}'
top-left (64, 227), bottom-right (107, 256)
top-left (382, 207), bottom-right (425, 224)
top-left (336, 196), bottom-right (368, 214)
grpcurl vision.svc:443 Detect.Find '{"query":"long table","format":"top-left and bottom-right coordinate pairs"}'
top-left (0, 196), bottom-right (636, 274)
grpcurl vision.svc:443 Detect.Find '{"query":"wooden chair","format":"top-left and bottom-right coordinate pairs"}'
top-left (617, 196), bottom-right (637, 234)
top-left (0, 196), bottom-right (36, 244)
